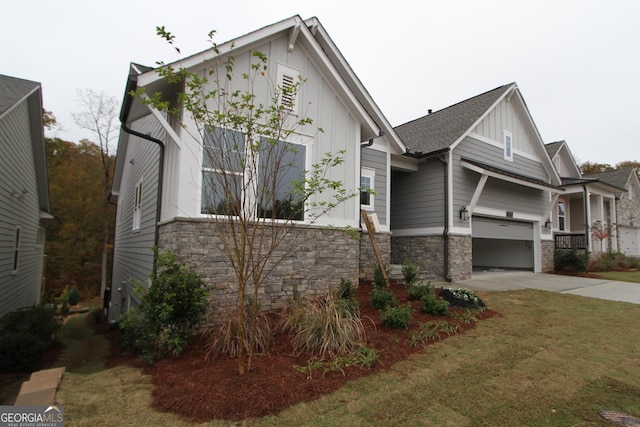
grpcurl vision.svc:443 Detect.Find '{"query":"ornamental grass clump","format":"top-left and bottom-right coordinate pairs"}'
top-left (205, 306), bottom-right (274, 359)
top-left (282, 292), bottom-right (366, 358)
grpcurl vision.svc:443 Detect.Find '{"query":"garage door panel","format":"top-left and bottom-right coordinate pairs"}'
top-left (472, 238), bottom-right (534, 269)
top-left (472, 217), bottom-right (533, 241)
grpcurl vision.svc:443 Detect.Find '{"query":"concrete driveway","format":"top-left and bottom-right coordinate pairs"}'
top-left (456, 271), bottom-right (640, 305)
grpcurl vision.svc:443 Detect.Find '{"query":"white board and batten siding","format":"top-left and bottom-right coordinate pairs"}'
top-left (0, 100), bottom-right (44, 318)
top-left (110, 115), bottom-right (163, 317)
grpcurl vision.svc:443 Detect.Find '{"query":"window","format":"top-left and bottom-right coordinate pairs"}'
top-left (36, 227), bottom-right (45, 248)
top-left (277, 64), bottom-right (300, 114)
top-left (201, 127), bottom-right (307, 221)
top-left (557, 201), bottom-right (566, 231)
top-left (360, 168), bottom-right (375, 210)
top-left (201, 127), bottom-right (245, 215)
top-left (12, 227), bottom-right (20, 274)
top-left (503, 129), bottom-right (513, 161)
top-left (133, 181), bottom-right (143, 231)
top-left (257, 137), bottom-right (306, 220)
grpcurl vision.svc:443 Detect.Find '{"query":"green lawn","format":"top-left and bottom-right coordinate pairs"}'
top-left (590, 270), bottom-right (640, 283)
top-left (56, 290), bottom-right (640, 426)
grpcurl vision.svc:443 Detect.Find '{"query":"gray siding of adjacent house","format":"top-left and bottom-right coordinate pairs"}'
top-left (0, 100), bottom-right (43, 318)
top-left (361, 147), bottom-right (387, 225)
top-left (452, 136), bottom-right (549, 227)
top-left (110, 115), bottom-right (164, 319)
top-left (391, 156), bottom-right (445, 230)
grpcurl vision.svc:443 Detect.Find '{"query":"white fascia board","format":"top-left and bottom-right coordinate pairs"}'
top-left (306, 18), bottom-right (406, 154)
top-left (390, 154), bottom-right (419, 172)
top-left (138, 16), bottom-right (304, 88)
top-left (461, 159), bottom-right (565, 194)
top-left (558, 143), bottom-right (583, 178)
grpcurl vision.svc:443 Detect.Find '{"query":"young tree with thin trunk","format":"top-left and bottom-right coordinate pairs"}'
top-left (72, 90), bottom-right (118, 296)
top-left (139, 28), bottom-right (359, 375)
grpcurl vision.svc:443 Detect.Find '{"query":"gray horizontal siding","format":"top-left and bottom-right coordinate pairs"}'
top-left (453, 136), bottom-right (550, 226)
top-left (110, 115), bottom-right (164, 319)
top-left (0, 100), bottom-right (43, 318)
top-left (391, 157), bottom-right (445, 230)
top-left (361, 147), bottom-right (387, 225)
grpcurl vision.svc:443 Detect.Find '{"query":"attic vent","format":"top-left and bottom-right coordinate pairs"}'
top-left (277, 64), bottom-right (299, 114)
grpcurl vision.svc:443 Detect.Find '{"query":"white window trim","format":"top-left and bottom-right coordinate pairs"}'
top-left (12, 226), bottom-right (20, 274)
top-left (133, 180), bottom-right (143, 232)
top-left (503, 129), bottom-right (513, 162)
top-left (277, 64), bottom-right (300, 115)
top-left (361, 167), bottom-right (376, 211)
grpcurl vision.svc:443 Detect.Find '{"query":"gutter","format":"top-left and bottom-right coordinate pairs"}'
top-left (119, 70), bottom-right (166, 278)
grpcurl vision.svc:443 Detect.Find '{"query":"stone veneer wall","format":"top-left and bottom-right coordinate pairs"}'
top-left (391, 234), bottom-right (472, 282)
top-left (541, 240), bottom-right (555, 272)
top-left (359, 231), bottom-right (391, 280)
top-left (158, 219), bottom-right (359, 321)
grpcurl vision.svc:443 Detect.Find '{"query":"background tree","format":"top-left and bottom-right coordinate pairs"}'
top-left (44, 137), bottom-right (115, 298)
top-left (579, 161), bottom-right (614, 175)
top-left (142, 28), bottom-right (358, 374)
top-left (72, 90), bottom-right (119, 296)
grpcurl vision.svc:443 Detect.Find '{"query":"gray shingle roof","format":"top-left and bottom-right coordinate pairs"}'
top-left (0, 74), bottom-right (39, 116)
top-left (394, 83), bottom-right (514, 154)
top-left (584, 168), bottom-right (636, 190)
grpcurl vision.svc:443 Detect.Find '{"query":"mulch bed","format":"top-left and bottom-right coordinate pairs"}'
top-left (98, 280), bottom-right (499, 422)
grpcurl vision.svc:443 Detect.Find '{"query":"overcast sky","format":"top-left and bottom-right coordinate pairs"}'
top-left (5, 0), bottom-right (639, 166)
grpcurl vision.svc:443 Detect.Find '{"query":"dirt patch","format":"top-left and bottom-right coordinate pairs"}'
top-left (100, 281), bottom-right (499, 422)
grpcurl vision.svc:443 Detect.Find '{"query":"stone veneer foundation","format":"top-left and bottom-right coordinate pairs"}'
top-left (391, 234), bottom-right (472, 282)
top-left (359, 231), bottom-right (391, 280)
top-left (158, 219), bottom-right (359, 321)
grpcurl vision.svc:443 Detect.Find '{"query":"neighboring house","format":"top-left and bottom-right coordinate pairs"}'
top-left (0, 74), bottom-right (51, 318)
top-left (109, 16), bottom-right (405, 322)
top-left (545, 141), bottom-right (623, 254)
top-left (583, 168), bottom-right (640, 256)
top-left (390, 83), bottom-right (564, 280)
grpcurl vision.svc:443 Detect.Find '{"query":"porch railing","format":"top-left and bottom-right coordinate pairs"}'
top-left (554, 233), bottom-right (587, 250)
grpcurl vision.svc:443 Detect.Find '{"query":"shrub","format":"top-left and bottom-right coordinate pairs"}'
top-left (67, 286), bottom-right (81, 306)
top-left (372, 263), bottom-right (389, 289)
top-left (380, 304), bottom-right (412, 329)
top-left (337, 278), bottom-right (355, 299)
top-left (282, 293), bottom-right (366, 357)
top-left (407, 281), bottom-right (434, 301)
top-left (440, 288), bottom-right (487, 311)
top-left (0, 303), bottom-right (60, 344)
top-left (118, 250), bottom-right (208, 363)
top-left (554, 249), bottom-right (588, 273)
top-left (0, 332), bottom-right (48, 372)
top-left (370, 287), bottom-right (398, 310)
top-left (420, 294), bottom-right (450, 315)
top-left (401, 261), bottom-right (421, 285)
top-left (589, 251), bottom-right (640, 272)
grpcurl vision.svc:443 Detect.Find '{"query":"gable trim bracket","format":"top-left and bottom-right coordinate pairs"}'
top-left (288, 23), bottom-right (301, 52)
top-left (461, 158), bottom-right (565, 194)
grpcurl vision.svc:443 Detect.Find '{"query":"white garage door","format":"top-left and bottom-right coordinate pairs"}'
top-left (618, 226), bottom-right (640, 256)
top-left (472, 217), bottom-right (534, 270)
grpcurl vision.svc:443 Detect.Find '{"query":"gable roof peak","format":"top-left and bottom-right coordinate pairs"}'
top-left (394, 82), bottom-right (516, 154)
